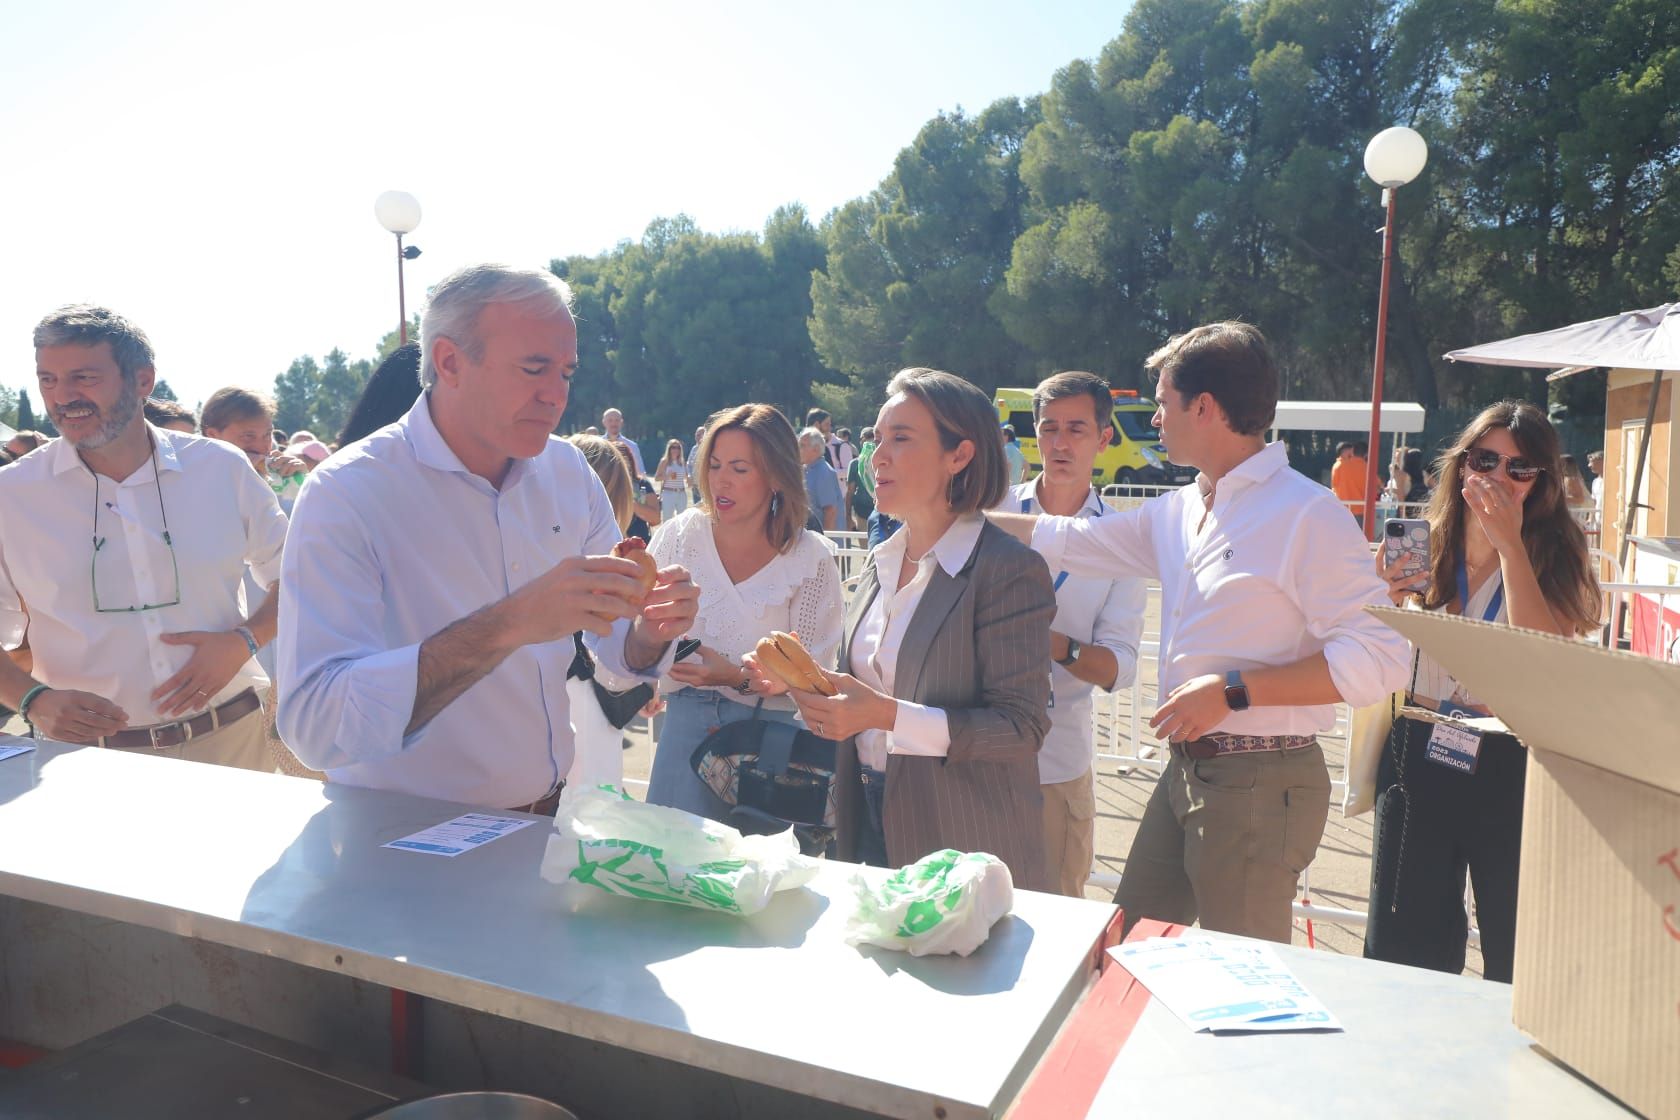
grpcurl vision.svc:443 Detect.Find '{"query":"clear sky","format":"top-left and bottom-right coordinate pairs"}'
top-left (2, 0), bottom-right (1131, 412)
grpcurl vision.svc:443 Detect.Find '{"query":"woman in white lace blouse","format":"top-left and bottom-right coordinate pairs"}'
top-left (644, 404), bottom-right (845, 820)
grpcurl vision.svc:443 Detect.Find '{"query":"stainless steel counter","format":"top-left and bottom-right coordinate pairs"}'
top-left (0, 742), bottom-right (1115, 1119)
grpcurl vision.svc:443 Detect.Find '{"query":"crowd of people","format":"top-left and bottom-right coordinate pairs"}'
top-left (0, 262), bottom-right (1599, 975)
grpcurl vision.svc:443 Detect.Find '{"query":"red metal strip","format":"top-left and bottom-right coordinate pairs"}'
top-left (0, 1039), bottom-right (50, 1068)
top-left (1008, 918), bottom-right (1187, 1119)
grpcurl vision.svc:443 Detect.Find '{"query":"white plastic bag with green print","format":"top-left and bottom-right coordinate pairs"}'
top-left (540, 785), bottom-right (820, 915)
top-left (845, 849), bottom-right (1014, 957)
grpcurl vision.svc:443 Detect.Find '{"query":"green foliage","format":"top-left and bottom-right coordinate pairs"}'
top-left (810, 99), bottom-right (1041, 401)
top-left (16, 391), bottom-right (38, 434)
top-left (0, 385), bottom-right (16, 429)
top-left (275, 2), bottom-right (1678, 462)
top-left (273, 356), bottom-right (320, 434)
top-left (554, 207), bottom-right (846, 444)
top-left (311, 348), bottom-right (369, 440)
top-left (151, 379), bottom-right (179, 402)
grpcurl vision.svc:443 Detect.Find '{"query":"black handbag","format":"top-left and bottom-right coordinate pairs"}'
top-left (569, 633), bottom-right (654, 731)
top-left (689, 705), bottom-right (839, 856)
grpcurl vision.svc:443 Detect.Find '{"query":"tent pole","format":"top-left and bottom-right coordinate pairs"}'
top-left (1609, 370), bottom-right (1664, 650)
top-left (1615, 370), bottom-right (1664, 576)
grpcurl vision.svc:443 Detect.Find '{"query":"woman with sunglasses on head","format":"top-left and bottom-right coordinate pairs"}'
top-left (1364, 401), bottom-right (1599, 982)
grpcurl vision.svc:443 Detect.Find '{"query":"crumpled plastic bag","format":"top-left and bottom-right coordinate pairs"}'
top-left (845, 849), bottom-right (1014, 957)
top-left (540, 785), bottom-right (820, 915)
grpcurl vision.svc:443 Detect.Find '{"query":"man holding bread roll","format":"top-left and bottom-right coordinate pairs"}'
top-left (277, 264), bottom-right (699, 814)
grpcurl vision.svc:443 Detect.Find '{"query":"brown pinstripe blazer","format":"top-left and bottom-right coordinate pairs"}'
top-left (834, 519), bottom-right (1056, 892)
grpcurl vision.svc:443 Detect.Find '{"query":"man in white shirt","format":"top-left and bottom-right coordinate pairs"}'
top-left (601, 406), bottom-right (645, 477)
top-left (992, 322), bottom-right (1408, 941)
top-left (1009, 371), bottom-right (1148, 898)
top-left (0, 305), bottom-right (287, 770)
top-left (277, 264), bottom-right (698, 813)
top-left (806, 408), bottom-right (854, 474)
top-left (1587, 449), bottom-right (1604, 510)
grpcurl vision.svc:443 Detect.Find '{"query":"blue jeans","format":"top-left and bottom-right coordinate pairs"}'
top-left (856, 767), bottom-right (890, 867)
top-left (646, 688), bottom-right (799, 823)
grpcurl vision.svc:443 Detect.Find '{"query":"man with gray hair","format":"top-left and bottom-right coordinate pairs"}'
top-left (798, 425), bottom-right (842, 532)
top-left (0, 305), bottom-right (287, 770)
top-left (277, 263), bottom-right (699, 813)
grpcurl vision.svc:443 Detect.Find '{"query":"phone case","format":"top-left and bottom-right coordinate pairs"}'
top-left (1383, 520), bottom-right (1430, 580)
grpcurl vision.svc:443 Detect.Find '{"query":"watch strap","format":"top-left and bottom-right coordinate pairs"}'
top-left (1224, 669), bottom-right (1250, 711)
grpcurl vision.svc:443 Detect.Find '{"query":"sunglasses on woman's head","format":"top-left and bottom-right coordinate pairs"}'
top-left (1463, 447), bottom-right (1542, 482)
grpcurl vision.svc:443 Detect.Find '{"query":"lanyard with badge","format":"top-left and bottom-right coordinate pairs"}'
top-left (1025, 490), bottom-right (1104, 706)
top-left (1423, 552), bottom-right (1505, 775)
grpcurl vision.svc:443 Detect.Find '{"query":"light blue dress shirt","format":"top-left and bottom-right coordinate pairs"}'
top-left (276, 396), bottom-right (666, 807)
top-left (1008, 481), bottom-right (1147, 784)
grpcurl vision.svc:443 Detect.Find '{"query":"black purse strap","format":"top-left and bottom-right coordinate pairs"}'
top-left (754, 721), bottom-right (798, 776)
top-left (568, 632), bottom-right (594, 681)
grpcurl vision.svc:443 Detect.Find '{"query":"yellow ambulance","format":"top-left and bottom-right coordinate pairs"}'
top-left (994, 387), bottom-right (1198, 488)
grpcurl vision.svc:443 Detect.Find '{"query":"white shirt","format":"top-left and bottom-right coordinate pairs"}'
top-left (1591, 476), bottom-right (1604, 509)
top-left (848, 514), bottom-right (984, 771)
top-left (613, 435), bottom-right (645, 477)
top-left (1032, 442), bottom-right (1410, 737)
top-left (648, 508), bottom-right (844, 712)
top-left (1008, 481), bottom-right (1148, 784)
top-left (826, 435), bottom-right (854, 474)
top-left (0, 426), bottom-right (287, 727)
top-left (1407, 571), bottom-right (1506, 713)
top-left (276, 395), bottom-right (669, 807)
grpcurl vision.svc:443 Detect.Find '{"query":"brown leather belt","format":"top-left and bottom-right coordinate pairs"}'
top-left (94, 688), bottom-right (262, 750)
top-left (506, 782), bottom-right (566, 817)
top-left (1172, 733), bottom-right (1319, 761)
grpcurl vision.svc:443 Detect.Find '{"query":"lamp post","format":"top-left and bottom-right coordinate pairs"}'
top-left (1360, 127), bottom-right (1427, 539)
top-left (374, 190), bottom-right (423, 347)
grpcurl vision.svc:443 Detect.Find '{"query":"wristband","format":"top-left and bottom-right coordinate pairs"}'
top-left (234, 626), bottom-right (260, 658)
top-left (18, 684), bottom-right (50, 727)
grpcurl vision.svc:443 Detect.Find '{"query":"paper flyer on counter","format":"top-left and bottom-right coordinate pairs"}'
top-left (384, 812), bottom-right (535, 857)
top-left (1109, 937), bottom-right (1343, 1033)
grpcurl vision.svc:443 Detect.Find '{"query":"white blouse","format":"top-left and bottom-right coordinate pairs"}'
top-left (847, 515), bottom-right (983, 771)
top-left (1407, 570), bottom-right (1507, 712)
top-left (648, 508), bottom-right (845, 711)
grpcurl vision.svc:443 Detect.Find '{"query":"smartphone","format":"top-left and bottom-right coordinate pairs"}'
top-left (674, 638), bottom-right (702, 662)
top-left (1383, 518), bottom-right (1431, 582)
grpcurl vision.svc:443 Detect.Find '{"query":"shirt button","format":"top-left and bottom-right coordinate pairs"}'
top-left (512, 562), bottom-right (521, 572)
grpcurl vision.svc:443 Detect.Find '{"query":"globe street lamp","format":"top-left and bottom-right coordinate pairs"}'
top-left (374, 190), bottom-right (423, 346)
top-left (1361, 126), bottom-right (1427, 539)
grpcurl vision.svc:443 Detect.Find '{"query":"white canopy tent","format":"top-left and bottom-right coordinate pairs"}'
top-left (1444, 302), bottom-right (1680, 571)
top-left (1272, 401), bottom-right (1425, 434)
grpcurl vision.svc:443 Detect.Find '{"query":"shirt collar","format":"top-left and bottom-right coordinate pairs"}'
top-left (47, 422), bottom-right (184, 478)
top-left (1021, 477), bottom-right (1104, 517)
top-left (1195, 441), bottom-right (1289, 500)
top-left (876, 512), bottom-right (986, 579)
top-left (402, 392), bottom-right (531, 490)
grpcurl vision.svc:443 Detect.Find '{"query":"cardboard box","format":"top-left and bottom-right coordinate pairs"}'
top-left (1375, 607), bottom-right (1680, 1120)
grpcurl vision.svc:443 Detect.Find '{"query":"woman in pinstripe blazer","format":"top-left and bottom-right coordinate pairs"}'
top-left (755, 369), bottom-right (1058, 892)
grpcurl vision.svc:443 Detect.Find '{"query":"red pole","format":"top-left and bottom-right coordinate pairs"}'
top-left (396, 232), bottom-right (409, 348)
top-left (1362, 188), bottom-right (1399, 541)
